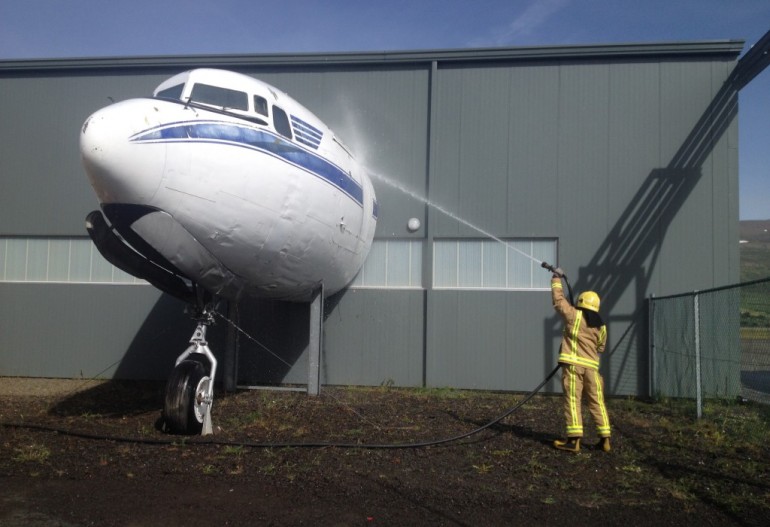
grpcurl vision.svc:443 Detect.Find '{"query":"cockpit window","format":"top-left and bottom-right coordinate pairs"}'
top-left (156, 83), bottom-right (185, 101)
top-left (190, 83), bottom-right (248, 111)
top-left (254, 95), bottom-right (268, 117)
top-left (272, 105), bottom-right (293, 139)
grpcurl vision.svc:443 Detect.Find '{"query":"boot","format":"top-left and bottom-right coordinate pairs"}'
top-left (596, 437), bottom-right (611, 452)
top-left (553, 437), bottom-right (580, 452)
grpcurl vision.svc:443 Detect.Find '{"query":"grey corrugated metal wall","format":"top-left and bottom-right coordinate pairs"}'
top-left (0, 42), bottom-right (742, 395)
top-left (426, 56), bottom-right (741, 395)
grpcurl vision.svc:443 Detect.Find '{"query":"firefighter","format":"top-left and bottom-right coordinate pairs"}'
top-left (551, 271), bottom-right (611, 453)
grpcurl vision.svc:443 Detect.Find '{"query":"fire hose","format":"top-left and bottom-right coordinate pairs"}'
top-left (1, 263), bottom-right (574, 449)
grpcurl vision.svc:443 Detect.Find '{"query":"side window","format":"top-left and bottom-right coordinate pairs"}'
top-left (254, 95), bottom-right (268, 116)
top-left (433, 238), bottom-right (557, 290)
top-left (190, 83), bottom-right (248, 110)
top-left (272, 106), bottom-right (292, 139)
top-left (156, 83), bottom-right (185, 100)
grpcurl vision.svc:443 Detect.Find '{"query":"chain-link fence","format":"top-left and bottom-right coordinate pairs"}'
top-left (649, 277), bottom-right (770, 417)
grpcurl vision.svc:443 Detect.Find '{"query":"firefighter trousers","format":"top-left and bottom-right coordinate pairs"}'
top-left (561, 364), bottom-right (611, 438)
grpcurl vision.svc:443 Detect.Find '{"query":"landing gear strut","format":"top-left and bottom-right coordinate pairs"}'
top-left (163, 308), bottom-right (218, 435)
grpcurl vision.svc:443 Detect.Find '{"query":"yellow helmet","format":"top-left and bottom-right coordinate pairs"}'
top-left (577, 291), bottom-right (601, 312)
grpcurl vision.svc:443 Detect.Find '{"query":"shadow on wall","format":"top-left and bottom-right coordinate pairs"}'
top-left (110, 294), bottom-right (212, 381)
top-left (544, 72), bottom-right (739, 396)
top-left (48, 290), bottom-right (335, 415)
top-left (233, 289), bottom-right (346, 386)
top-left (231, 297), bottom-right (311, 387)
top-left (48, 294), bottom-right (225, 416)
top-left (108, 293), bottom-right (319, 387)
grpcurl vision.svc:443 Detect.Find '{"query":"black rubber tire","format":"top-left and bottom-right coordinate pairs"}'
top-left (164, 359), bottom-right (208, 435)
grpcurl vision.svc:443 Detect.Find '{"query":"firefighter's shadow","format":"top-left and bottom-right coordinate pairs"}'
top-left (494, 422), bottom-right (555, 446)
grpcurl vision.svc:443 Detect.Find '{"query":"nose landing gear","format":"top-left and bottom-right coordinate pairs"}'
top-left (163, 309), bottom-right (218, 435)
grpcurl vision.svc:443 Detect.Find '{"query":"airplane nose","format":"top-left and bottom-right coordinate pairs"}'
top-left (80, 99), bottom-right (165, 205)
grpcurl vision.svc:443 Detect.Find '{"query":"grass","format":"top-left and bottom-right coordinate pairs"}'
top-left (13, 443), bottom-right (51, 464)
top-left (4, 385), bottom-right (769, 522)
top-left (740, 242), bottom-right (770, 283)
top-left (740, 326), bottom-right (770, 339)
top-left (609, 396), bottom-right (770, 517)
top-left (739, 225), bottom-right (770, 329)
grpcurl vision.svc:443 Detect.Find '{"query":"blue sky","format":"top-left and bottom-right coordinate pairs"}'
top-left (1, 0), bottom-right (768, 219)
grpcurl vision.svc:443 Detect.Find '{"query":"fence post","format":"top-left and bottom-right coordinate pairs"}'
top-left (649, 294), bottom-right (656, 398)
top-left (694, 291), bottom-right (702, 419)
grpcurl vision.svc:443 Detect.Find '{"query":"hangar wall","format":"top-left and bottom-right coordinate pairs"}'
top-left (0, 42), bottom-right (742, 395)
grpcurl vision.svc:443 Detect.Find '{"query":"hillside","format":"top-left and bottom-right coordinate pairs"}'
top-left (740, 219), bottom-right (770, 282)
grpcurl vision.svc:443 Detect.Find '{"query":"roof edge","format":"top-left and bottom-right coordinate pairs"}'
top-left (0, 40), bottom-right (745, 72)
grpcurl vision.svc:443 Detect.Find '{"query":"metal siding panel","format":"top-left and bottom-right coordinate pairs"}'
top-left (607, 62), bottom-right (661, 221)
top-left (0, 284), bottom-right (198, 379)
top-left (710, 61), bottom-right (740, 286)
top-left (590, 62), bottom-right (662, 395)
top-left (427, 290), bottom-right (556, 390)
top-left (0, 73), bottom-right (170, 236)
top-left (457, 69), bottom-right (510, 236)
top-left (426, 290), bottom-right (459, 384)
top-left (509, 293), bottom-right (563, 393)
top-left (557, 63), bottom-right (610, 243)
top-left (657, 60), bottom-right (729, 295)
top-left (431, 69), bottom-right (463, 236)
top-left (432, 67), bottom-right (512, 237)
top-left (233, 299), bottom-right (312, 386)
top-left (323, 290), bottom-right (424, 386)
top-left (507, 65), bottom-right (560, 236)
top-left (455, 293), bottom-right (508, 389)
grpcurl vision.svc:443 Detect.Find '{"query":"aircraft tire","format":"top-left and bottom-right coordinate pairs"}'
top-left (163, 359), bottom-right (209, 435)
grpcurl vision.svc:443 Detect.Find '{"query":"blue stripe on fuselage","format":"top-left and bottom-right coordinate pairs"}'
top-left (129, 121), bottom-right (364, 207)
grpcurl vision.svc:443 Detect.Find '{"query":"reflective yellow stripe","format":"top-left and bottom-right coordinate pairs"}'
top-left (567, 425), bottom-right (584, 435)
top-left (599, 325), bottom-right (607, 347)
top-left (552, 281), bottom-right (563, 289)
top-left (570, 311), bottom-right (582, 356)
top-left (567, 366), bottom-right (580, 434)
top-left (595, 370), bottom-right (611, 436)
top-left (559, 354), bottom-right (600, 370)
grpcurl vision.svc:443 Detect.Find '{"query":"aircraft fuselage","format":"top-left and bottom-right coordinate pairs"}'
top-left (81, 69), bottom-right (377, 302)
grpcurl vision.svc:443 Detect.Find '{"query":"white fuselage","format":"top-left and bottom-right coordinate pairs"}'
top-left (81, 69), bottom-right (377, 301)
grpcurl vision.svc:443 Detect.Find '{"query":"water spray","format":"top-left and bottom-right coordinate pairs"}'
top-left (368, 172), bottom-right (544, 266)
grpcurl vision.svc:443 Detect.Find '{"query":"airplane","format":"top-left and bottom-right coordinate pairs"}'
top-left (80, 68), bottom-right (378, 435)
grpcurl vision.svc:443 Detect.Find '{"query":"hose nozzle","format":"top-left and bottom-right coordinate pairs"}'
top-left (541, 261), bottom-right (565, 278)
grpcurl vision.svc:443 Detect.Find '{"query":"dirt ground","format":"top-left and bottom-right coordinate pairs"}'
top-left (1, 378), bottom-right (769, 527)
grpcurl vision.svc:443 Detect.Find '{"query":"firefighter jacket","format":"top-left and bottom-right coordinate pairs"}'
top-left (552, 277), bottom-right (607, 370)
